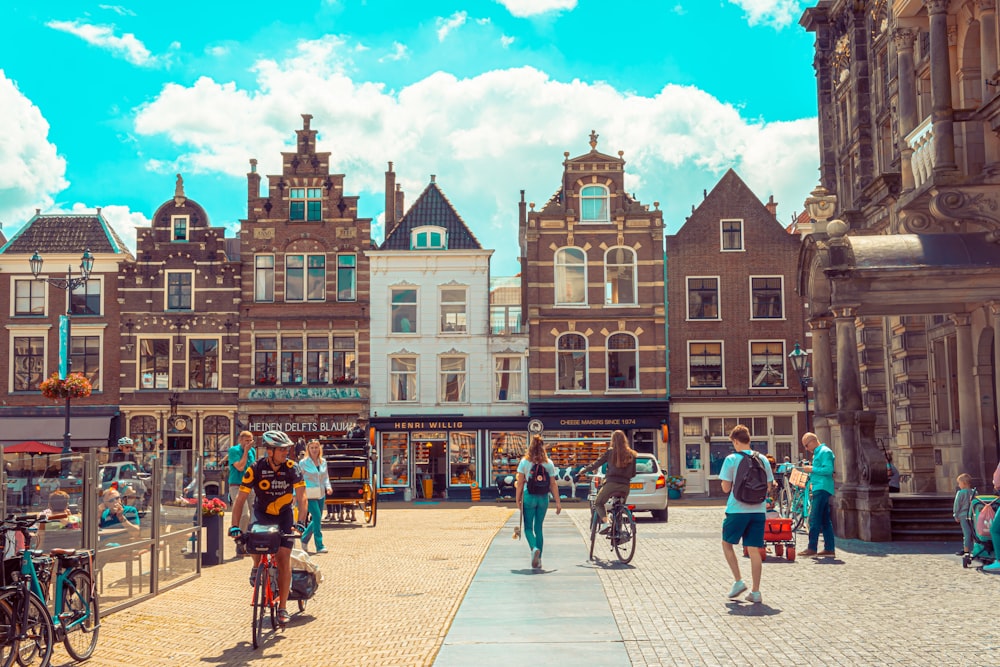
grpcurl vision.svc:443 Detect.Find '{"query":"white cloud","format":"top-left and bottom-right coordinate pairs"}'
top-left (379, 42), bottom-right (408, 62)
top-left (500, 35), bottom-right (515, 48)
top-left (0, 70), bottom-right (68, 231)
top-left (436, 11), bottom-right (467, 42)
top-left (46, 20), bottom-right (158, 67)
top-left (727, 0), bottom-right (807, 28)
top-left (206, 45), bottom-right (229, 57)
top-left (497, 0), bottom-right (577, 17)
top-left (98, 4), bottom-right (136, 17)
top-left (132, 41), bottom-right (819, 271)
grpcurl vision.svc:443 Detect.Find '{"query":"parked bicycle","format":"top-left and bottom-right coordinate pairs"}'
top-left (587, 484), bottom-right (637, 564)
top-left (778, 468), bottom-right (811, 532)
top-left (0, 515), bottom-right (100, 667)
top-left (234, 525), bottom-right (302, 649)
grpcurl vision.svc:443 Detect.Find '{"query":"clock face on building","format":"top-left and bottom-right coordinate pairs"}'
top-left (172, 417), bottom-right (188, 431)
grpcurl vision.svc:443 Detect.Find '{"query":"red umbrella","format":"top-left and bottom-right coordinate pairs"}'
top-left (4, 441), bottom-right (63, 454)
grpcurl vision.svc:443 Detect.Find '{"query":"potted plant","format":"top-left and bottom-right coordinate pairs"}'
top-left (200, 497), bottom-right (228, 566)
top-left (666, 474), bottom-right (686, 499)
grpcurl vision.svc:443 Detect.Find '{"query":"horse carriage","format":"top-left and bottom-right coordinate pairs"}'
top-left (320, 437), bottom-right (378, 528)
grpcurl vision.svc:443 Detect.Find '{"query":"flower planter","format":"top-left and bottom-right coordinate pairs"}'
top-left (201, 513), bottom-right (225, 566)
top-left (668, 488), bottom-right (682, 500)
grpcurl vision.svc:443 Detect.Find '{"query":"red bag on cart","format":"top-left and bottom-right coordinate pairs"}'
top-left (764, 517), bottom-right (793, 541)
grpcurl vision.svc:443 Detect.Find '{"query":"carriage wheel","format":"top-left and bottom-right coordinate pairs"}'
top-left (774, 543), bottom-right (784, 558)
top-left (362, 483), bottom-right (377, 526)
top-left (786, 546), bottom-right (796, 562)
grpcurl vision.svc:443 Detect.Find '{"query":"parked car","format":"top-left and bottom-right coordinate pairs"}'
top-left (99, 461), bottom-right (151, 513)
top-left (589, 453), bottom-right (669, 522)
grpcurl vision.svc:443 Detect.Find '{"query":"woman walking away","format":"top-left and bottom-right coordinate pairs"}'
top-left (298, 439), bottom-right (332, 554)
top-left (581, 430), bottom-right (637, 534)
top-left (515, 434), bottom-right (562, 569)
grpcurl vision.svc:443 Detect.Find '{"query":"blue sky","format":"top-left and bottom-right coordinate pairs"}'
top-left (1, 0), bottom-right (819, 274)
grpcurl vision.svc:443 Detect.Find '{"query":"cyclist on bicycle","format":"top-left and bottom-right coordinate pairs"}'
top-left (580, 430), bottom-right (637, 534)
top-left (229, 430), bottom-right (308, 626)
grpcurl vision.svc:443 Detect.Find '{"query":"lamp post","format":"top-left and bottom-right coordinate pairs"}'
top-left (788, 341), bottom-right (812, 433)
top-left (29, 249), bottom-right (95, 456)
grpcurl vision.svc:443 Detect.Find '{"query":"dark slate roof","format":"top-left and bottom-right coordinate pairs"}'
top-left (0, 213), bottom-right (131, 257)
top-left (381, 181), bottom-right (482, 250)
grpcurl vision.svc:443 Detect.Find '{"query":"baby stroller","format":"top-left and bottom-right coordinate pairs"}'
top-left (962, 494), bottom-right (998, 570)
top-left (495, 474), bottom-right (517, 500)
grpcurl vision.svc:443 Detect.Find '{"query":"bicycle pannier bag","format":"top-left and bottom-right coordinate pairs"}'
top-left (526, 463), bottom-right (551, 495)
top-left (733, 451), bottom-right (769, 504)
top-left (245, 524), bottom-right (282, 554)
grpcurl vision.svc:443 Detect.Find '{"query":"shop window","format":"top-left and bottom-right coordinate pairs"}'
top-left (606, 333), bottom-right (637, 390)
top-left (254, 337), bottom-right (277, 384)
top-left (494, 356), bottom-right (522, 401)
top-left (13, 335), bottom-right (44, 391)
top-left (449, 432), bottom-right (476, 486)
top-left (689, 341), bottom-right (723, 388)
top-left (580, 184), bottom-right (609, 222)
top-left (440, 356), bottom-right (467, 403)
top-left (557, 333), bottom-right (588, 391)
top-left (751, 276), bottom-right (783, 319)
top-left (139, 339), bottom-right (170, 389)
top-left (721, 219), bottom-right (743, 251)
top-left (775, 441), bottom-right (792, 464)
top-left (440, 288), bottom-right (467, 333)
top-left (70, 335), bottom-right (101, 390)
top-left (604, 247), bottom-right (636, 305)
top-left (14, 279), bottom-right (44, 316)
top-left (189, 339), bottom-right (219, 389)
top-left (255, 255), bottom-right (274, 302)
top-left (490, 431), bottom-right (527, 482)
top-left (337, 254), bottom-right (356, 301)
top-left (708, 442), bottom-right (731, 476)
top-left (281, 336), bottom-right (303, 384)
top-left (391, 288), bottom-right (417, 333)
top-left (687, 277), bottom-right (719, 320)
top-left (390, 356), bottom-right (417, 401)
top-left (71, 279), bottom-right (102, 316)
top-left (750, 340), bottom-right (785, 388)
top-left (554, 247), bottom-right (587, 305)
top-left (380, 433), bottom-right (409, 486)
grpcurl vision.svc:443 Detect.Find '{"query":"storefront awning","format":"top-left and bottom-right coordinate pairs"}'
top-left (0, 416), bottom-right (113, 448)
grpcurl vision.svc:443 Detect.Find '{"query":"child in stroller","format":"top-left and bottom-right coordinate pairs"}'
top-left (963, 492), bottom-right (999, 571)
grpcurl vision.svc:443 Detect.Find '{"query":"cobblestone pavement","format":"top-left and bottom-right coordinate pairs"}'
top-left (567, 504), bottom-right (999, 667)
top-left (49, 505), bottom-right (511, 667)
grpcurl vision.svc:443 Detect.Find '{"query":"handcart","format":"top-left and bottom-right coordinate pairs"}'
top-left (321, 437), bottom-right (378, 527)
top-left (744, 515), bottom-right (796, 561)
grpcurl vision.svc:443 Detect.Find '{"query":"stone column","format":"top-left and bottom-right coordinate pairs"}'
top-left (981, 0), bottom-right (1000, 168)
top-left (927, 0), bottom-right (958, 171)
top-left (894, 27), bottom-right (919, 190)
top-left (952, 313), bottom-right (984, 485)
top-left (810, 317), bottom-right (836, 447)
top-left (832, 305), bottom-right (863, 539)
top-left (990, 303), bottom-right (1000, 465)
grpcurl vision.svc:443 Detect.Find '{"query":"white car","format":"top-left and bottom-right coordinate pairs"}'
top-left (590, 453), bottom-right (669, 522)
top-left (99, 461), bottom-right (151, 512)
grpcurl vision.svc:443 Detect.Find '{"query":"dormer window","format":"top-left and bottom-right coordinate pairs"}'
top-left (412, 226), bottom-right (447, 250)
top-left (171, 215), bottom-right (188, 242)
top-left (289, 187), bottom-right (323, 221)
top-left (580, 185), bottom-right (609, 222)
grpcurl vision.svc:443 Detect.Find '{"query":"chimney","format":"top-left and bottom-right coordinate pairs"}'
top-left (765, 194), bottom-right (778, 218)
top-left (248, 159), bottom-right (261, 205)
top-left (384, 161), bottom-right (396, 241)
top-left (394, 185), bottom-right (404, 227)
top-left (518, 190), bottom-right (527, 228)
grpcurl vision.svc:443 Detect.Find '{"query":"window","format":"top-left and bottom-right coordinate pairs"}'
top-left (189, 339), bottom-right (219, 389)
top-left (285, 254), bottom-right (325, 302)
top-left (412, 226), bottom-right (447, 249)
top-left (281, 336), bottom-right (303, 384)
top-left (166, 272), bottom-right (192, 310)
top-left (721, 219), bottom-right (744, 251)
top-left (13, 336), bottom-right (44, 391)
top-left (750, 341), bottom-right (785, 388)
top-left (440, 356), bottom-right (467, 402)
top-left (440, 288), bottom-right (467, 333)
top-left (172, 215), bottom-right (188, 241)
top-left (390, 356), bottom-right (417, 401)
top-left (128, 415), bottom-right (158, 453)
top-left (607, 333), bottom-right (638, 390)
top-left (255, 255), bottom-right (274, 302)
top-left (494, 356), bottom-right (523, 401)
top-left (306, 336), bottom-right (329, 384)
top-left (333, 336), bottom-right (356, 383)
top-left (255, 337), bottom-right (277, 384)
top-left (380, 432), bottom-right (409, 485)
top-left (71, 280), bottom-right (101, 315)
top-left (490, 305), bottom-right (522, 335)
top-left (604, 247), bottom-right (636, 305)
top-left (71, 335), bottom-right (101, 390)
top-left (139, 339), bottom-right (170, 389)
top-left (449, 431), bottom-right (476, 485)
top-left (554, 247), bottom-right (587, 305)
top-left (687, 277), bottom-right (719, 320)
top-left (391, 288), bottom-right (417, 333)
top-left (580, 185), bottom-right (609, 222)
top-left (751, 276), bottom-right (783, 319)
top-left (689, 341), bottom-right (723, 388)
top-left (337, 254), bottom-right (356, 301)
top-left (557, 333), bottom-right (588, 391)
top-left (289, 187), bottom-right (323, 221)
top-left (203, 415), bottom-right (231, 470)
top-left (14, 279), bottom-right (44, 315)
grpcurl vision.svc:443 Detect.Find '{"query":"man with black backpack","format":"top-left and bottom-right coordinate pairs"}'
top-left (719, 424), bottom-right (774, 604)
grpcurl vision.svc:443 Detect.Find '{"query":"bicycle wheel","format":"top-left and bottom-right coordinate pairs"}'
top-left (251, 564), bottom-right (268, 649)
top-left (790, 491), bottom-right (806, 532)
top-left (0, 596), bottom-right (16, 666)
top-left (60, 569), bottom-right (100, 661)
top-left (777, 486), bottom-right (792, 518)
top-left (0, 590), bottom-right (53, 667)
top-left (612, 506), bottom-right (637, 564)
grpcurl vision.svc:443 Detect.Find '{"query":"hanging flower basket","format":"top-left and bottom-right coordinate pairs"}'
top-left (39, 373), bottom-right (92, 401)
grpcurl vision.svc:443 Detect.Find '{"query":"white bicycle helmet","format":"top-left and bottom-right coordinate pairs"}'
top-left (118, 436), bottom-right (134, 446)
top-left (261, 430), bottom-right (294, 449)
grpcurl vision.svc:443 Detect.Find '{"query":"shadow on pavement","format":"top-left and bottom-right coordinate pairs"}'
top-left (725, 602), bottom-right (782, 617)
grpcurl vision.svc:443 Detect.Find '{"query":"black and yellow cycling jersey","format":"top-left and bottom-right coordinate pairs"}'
top-left (240, 457), bottom-right (305, 516)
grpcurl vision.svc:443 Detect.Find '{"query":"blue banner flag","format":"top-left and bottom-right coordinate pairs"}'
top-left (59, 315), bottom-right (69, 379)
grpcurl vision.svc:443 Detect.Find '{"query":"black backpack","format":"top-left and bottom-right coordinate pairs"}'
top-left (526, 463), bottom-right (551, 495)
top-left (732, 451), bottom-right (769, 504)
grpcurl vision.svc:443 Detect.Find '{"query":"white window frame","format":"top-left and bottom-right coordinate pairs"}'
top-left (390, 287), bottom-right (418, 334)
top-left (171, 215), bottom-right (189, 242)
top-left (606, 332), bottom-right (639, 392)
top-left (493, 355), bottom-right (523, 402)
top-left (556, 332), bottom-right (589, 392)
top-left (12, 278), bottom-right (46, 316)
top-left (579, 184), bottom-right (610, 223)
top-left (389, 355), bottom-right (418, 402)
top-left (554, 247), bottom-right (588, 306)
top-left (70, 276), bottom-right (103, 317)
top-left (10, 328), bottom-right (48, 392)
top-left (749, 340), bottom-right (787, 389)
top-left (70, 325), bottom-right (104, 391)
top-left (165, 271), bottom-right (194, 311)
top-left (284, 253), bottom-right (326, 303)
top-left (439, 355), bottom-right (468, 403)
top-left (720, 219), bottom-right (744, 251)
top-left (289, 187), bottom-right (323, 221)
top-left (255, 255), bottom-right (275, 303)
top-left (604, 246), bottom-right (637, 306)
top-left (749, 275), bottom-right (785, 320)
top-left (440, 287), bottom-right (468, 334)
top-left (412, 225), bottom-right (447, 250)
top-left (138, 337), bottom-right (172, 390)
top-left (688, 340), bottom-right (725, 390)
top-left (686, 276), bottom-right (720, 321)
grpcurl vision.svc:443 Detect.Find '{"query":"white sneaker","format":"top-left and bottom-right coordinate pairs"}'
top-left (745, 591), bottom-right (762, 603)
top-left (727, 580), bottom-right (747, 598)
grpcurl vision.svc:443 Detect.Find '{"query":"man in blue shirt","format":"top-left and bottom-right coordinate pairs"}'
top-left (228, 431), bottom-right (258, 554)
top-left (800, 432), bottom-right (836, 557)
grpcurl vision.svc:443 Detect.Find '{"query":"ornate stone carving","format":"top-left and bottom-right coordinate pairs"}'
top-left (928, 189), bottom-right (1000, 232)
top-left (892, 27), bottom-right (915, 51)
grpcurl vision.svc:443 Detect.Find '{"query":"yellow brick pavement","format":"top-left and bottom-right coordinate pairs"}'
top-left (50, 505), bottom-right (512, 667)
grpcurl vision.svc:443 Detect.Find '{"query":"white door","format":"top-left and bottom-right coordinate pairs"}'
top-left (683, 442), bottom-right (706, 494)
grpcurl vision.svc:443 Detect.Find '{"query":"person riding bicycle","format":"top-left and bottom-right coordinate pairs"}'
top-left (229, 430), bottom-right (308, 626)
top-left (580, 430), bottom-right (637, 534)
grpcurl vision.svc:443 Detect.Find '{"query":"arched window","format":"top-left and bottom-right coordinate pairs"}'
top-left (557, 333), bottom-right (588, 391)
top-left (580, 185), bottom-right (609, 222)
top-left (554, 247), bottom-right (587, 305)
top-left (411, 226), bottom-right (447, 250)
top-left (604, 247), bottom-right (636, 305)
top-left (606, 333), bottom-right (638, 390)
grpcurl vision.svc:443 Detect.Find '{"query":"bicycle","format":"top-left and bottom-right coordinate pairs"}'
top-left (587, 484), bottom-right (637, 564)
top-left (234, 525), bottom-right (301, 649)
top-left (0, 515), bottom-right (100, 666)
top-left (778, 468), bottom-right (811, 532)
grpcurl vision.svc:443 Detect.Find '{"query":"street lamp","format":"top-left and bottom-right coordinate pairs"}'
top-left (788, 341), bottom-right (812, 433)
top-left (29, 249), bottom-right (95, 456)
